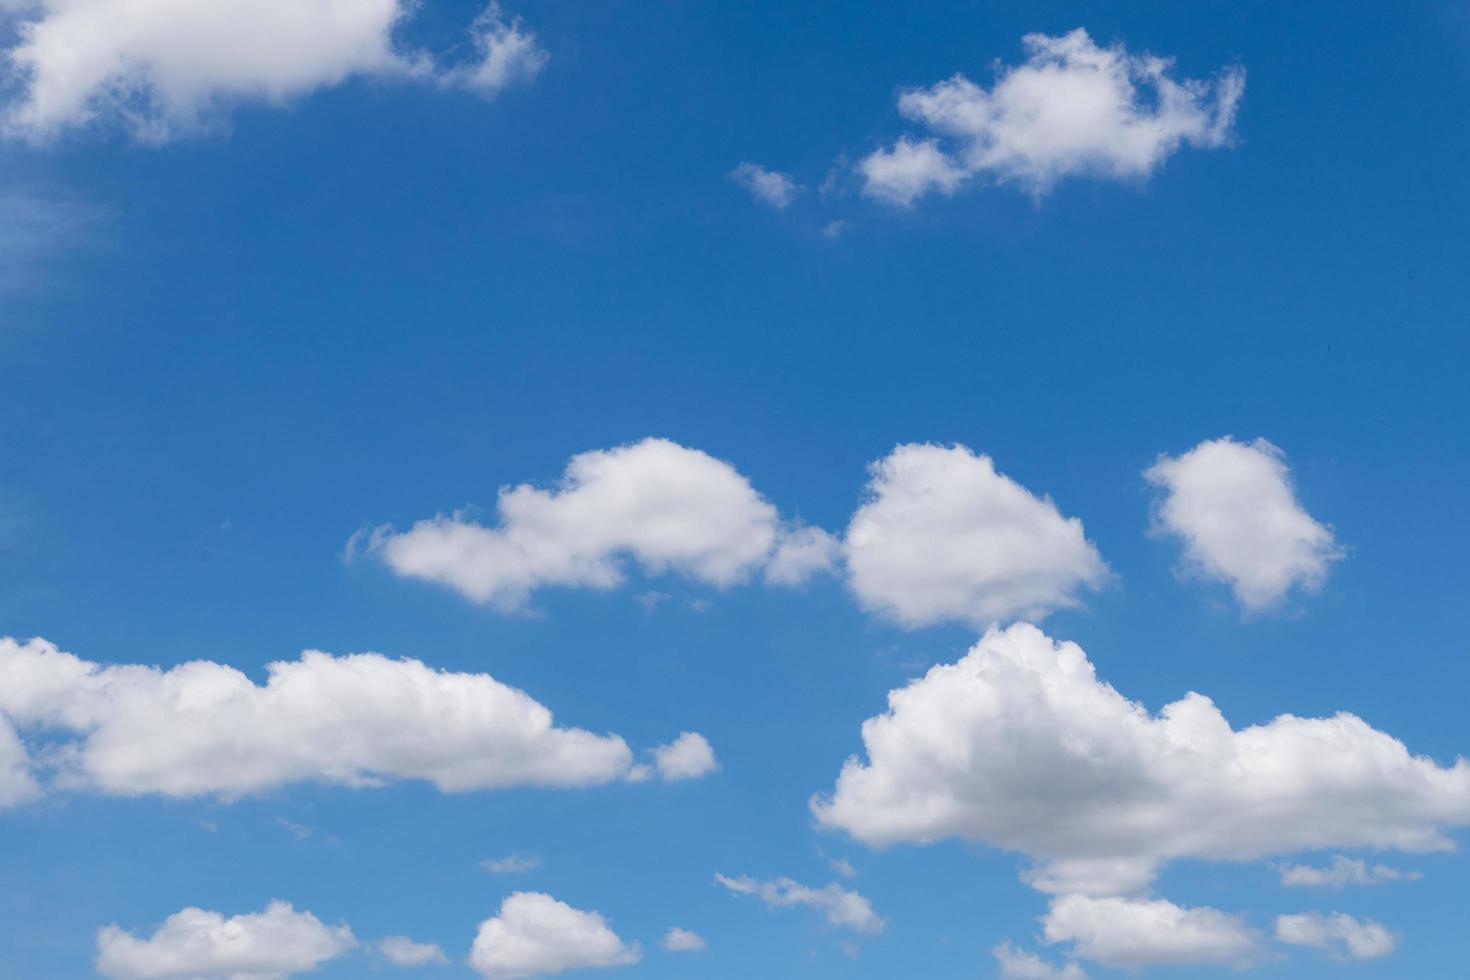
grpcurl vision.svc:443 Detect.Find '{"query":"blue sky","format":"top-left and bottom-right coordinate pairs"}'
top-left (1, 1), bottom-right (1469, 977)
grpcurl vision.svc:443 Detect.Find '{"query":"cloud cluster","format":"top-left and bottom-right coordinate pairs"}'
top-left (1277, 854), bottom-right (1420, 889)
top-left (95, 901), bottom-right (355, 979)
top-left (845, 443), bottom-right (1109, 628)
top-left (813, 623), bottom-right (1470, 894)
top-left (469, 892), bottom-right (640, 978)
top-left (715, 873), bottom-right (883, 934)
top-left (1275, 911), bottom-right (1395, 960)
top-left (1146, 436), bottom-right (1342, 612)
top-left (0, 636), bottom-right (710, 801)
top-left (3, 0), bottom-right (545, 142)
top-left (363, 438), bottom-right (836, 610)
top-left (860, 29), bottom-right (1244, 204)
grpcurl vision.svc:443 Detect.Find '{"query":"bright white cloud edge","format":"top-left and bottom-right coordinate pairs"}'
top-left (0, 636), bottom-right (711, 802)
top-left (859, 28), bottom-right (1244, 204)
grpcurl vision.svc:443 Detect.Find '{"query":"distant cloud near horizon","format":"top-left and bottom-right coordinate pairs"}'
top-left (859, 29), bottom-right (1243, 205)
top-left (2, 1), bottom-right (546, 142)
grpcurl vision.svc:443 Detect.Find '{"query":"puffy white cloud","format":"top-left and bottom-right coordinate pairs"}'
top-left (95, 900), bottom-right (355, 979)
top-left (714, 873), bottom-right (883, 934)
top-left (3, 0), bottom-right (545, 142)
top-left (1275, 911), bottom-right (1395, 960)
top-left (730, 162), bottom-right (803, 209)
top-left (843, 444), bottom-right (1109, 628)
top-left (0, 635), bottom-right (703, 799)
top-left (858, 137), bottom-right (966, 206)
top-left (813, 623), bottom-right (1470, 892)
top-left (378, 935), bottom-right (448, 967)
top-left (652, 731), bottom-right (718, 781)
top-left (992, 941), bottom-right (1086, 979)
top-left (860, 29), bottom-right (1243, 204)
top-left (1042, 894), bottom-right (1258, 969)
top-left (0, 713), bottom-right (38, 808)
top-left (1146, 436), bottom-right (1342, 612)
top-left (469, 892), bottom-right (639, 978)
top-left (659, 927), bottom-right (706, 952)
top-left (363, 438), bottom-right (833, 609)
top-left (1277, 854), bottom-right (1421, 889)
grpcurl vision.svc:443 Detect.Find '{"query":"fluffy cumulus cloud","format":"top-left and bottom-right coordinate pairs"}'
top-left (1146, 436), bottom-right (1342, 612)
top-left (844, 444), bottom-right (1109, 628)
top-left (714, 873), bottom-right (883, 934)
top-left (1275, 911), bottom-right (1395, 960)
top-left (992, 941), bottom-right (1086, 979)
top-left (377, 935), bottom-right (448, 967)
top-left (1042, 895), bottom-right (1258, 969)
top-left (729, 162), bottom-right (803, 209)
top-left (1277, 854), bottom-right (1421, 889)
top-left (652, 731), bottom-right (718, 781)
top-left (469, 892), bottom-right (640, 978)
top-left (860, 29), bottom-right (1244, 204)
top-left (0, 636), bottom-right (717, 801)
top-left (2, 0), bottom-right (546, 142)
top-left (813, 623), bottom-right (1470, 894)
top-left (95, 901), bottom-right (354, 979)
top-left (363, 438), bottom-right (834, 609)
top-left (659, 927), bottom-right (706, 952)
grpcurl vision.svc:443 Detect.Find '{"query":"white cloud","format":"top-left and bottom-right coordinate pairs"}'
top-left (95, 901), bottom-right (355, 979)
top-left (843, 444), bottom-right (1109, 628)
top-left (714, 873), bottom-right (883, 934)
top-left (827, 857), bottom-right (856, 879)
top-left (812, 623), bottom-right (1470, 892)
top-left (2, 1), bottom-right (545, 142)
top-left (0, 635), bottom-right (701, 799)
top-left (482, 853), bottom-right (541, 875)
top-left (0, 712), bottom-right (38, 808)
top-left (1042, 894), bottom-right (1258, 969)
top-left (764, 526), bottom-right (840, 586)
top-left (992, 941), bottom-right (1086, 979)
top-left (442, 4), bottom-right (548, 96)
top-left (378, 935), bottom-right (448, 967)
top-left (659, 927), bottom-right (706, 952)
top-left (730, 162), bottom-right (803, 209)
top-left (363, 438), bottom-right (834, 609)
top-left (1277, 854), bottom-right (1421, 889)
top-left (858, 137), bottom-right (966, 206)
top-left (469, 892), bottom-right (640, 978)
top-left (860, 28), bottom-right (1244, 204)
top-left (1275, 911), bottom-right (1395, 960)
top-left (652, 731), bottom-right (718, 781)
top-left (1146, 436), bottom-right (1343, 612)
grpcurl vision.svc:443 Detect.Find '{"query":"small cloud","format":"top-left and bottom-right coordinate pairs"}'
top-left (481, 853), bottom-right (541, 874)
top-left (378, 935), bottom-right (449, 966)
top-left (827, 857), bottom-right (856, 879)
top-left (652, 732), bottom-right (718, 781)
top-left (277, 818), bottom-right (313, 840)
top-left (730, 162), bottom-right (803, 209)
top-left (820, 220), bottom-right (848, 240)
top-left (634, 590), bottom-right (670, 614)
top-left (661, 927), bottom-right (706, 952)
